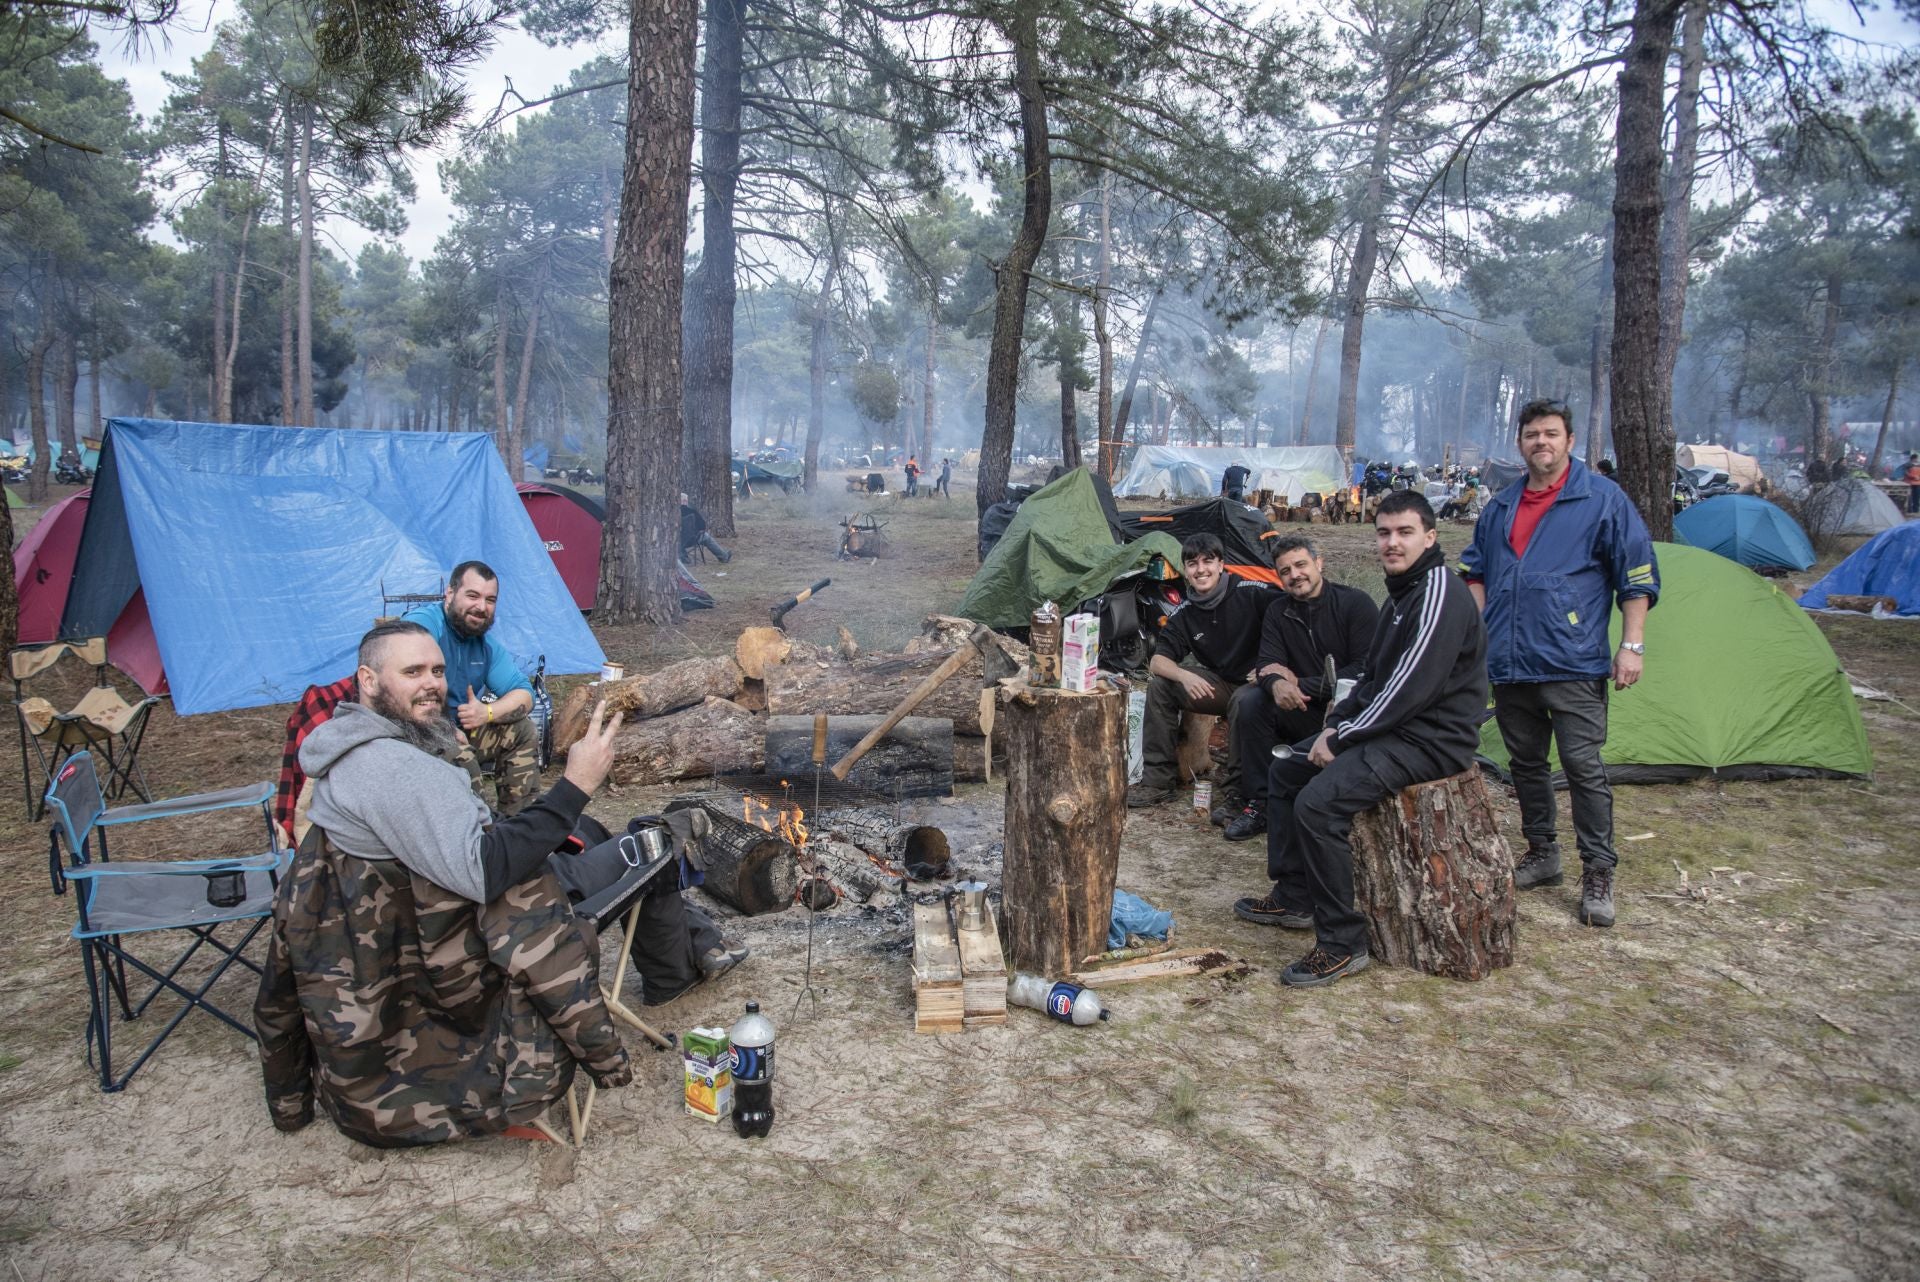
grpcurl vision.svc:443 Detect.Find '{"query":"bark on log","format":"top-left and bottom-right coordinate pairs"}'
top-left (812, 807), bottom-right (951, 878)
top-left (664, 798), bottom-right (797, 915)
top-left (764, 649), bottom-right (993, 737)
top-left (765, 714), bottom-right (955, 798)
top-left (1825, 594), bottom-right (1898, 615)
top-left (606, 697), bottom-right (761, 786)
top-left (953, 734), bottom-right (990, 784)
top-left (1000, 686), bottom-right (1126, 977)
top-left (1349, 770), bottom-right (1516, 980)
top-left (807, 838), bottom-right (898, 902)
top-left (555, 655), bottom-right (745, 753)
top-left (907, 614), bottom-right (1033, 666)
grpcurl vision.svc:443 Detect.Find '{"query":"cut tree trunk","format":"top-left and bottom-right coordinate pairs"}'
top-left (735, 625), bottom-right (791, 679)
top-left (764, 714), bottom-right (954, 799)
top-left (1348, 770), bottom-right (1516, 980)
top-left (665, 798), bottom-right (796, 914)
top-left (555, 655), bottom-right (745, 753)
top-left (953, 735), bottom-right (990, 784)
top-left (764, 649), bottom-right (994, 738)
top-left (811, 807), bottom-right (951, 878)
top-left (999, 685), bottom-right (1126, 977)
top-left (807, 837), bottom-right (898, 902)
top-left (606, 696), bottom-right (760, 785)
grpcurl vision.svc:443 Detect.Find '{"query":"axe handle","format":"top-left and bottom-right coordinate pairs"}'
top-left (829, 638), bottom-right (980, 780)
top-left (770, 577), bottom-right (832, 628)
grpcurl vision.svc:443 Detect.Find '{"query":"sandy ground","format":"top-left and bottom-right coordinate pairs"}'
top-left (2, 482), bottom-right (1917, 1281)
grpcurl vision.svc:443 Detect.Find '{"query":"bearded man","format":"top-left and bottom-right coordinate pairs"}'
top-left (404, 560), bottom-right (539, 812)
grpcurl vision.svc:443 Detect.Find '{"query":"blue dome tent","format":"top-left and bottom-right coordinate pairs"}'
top-left (1800, 522), bottom-right (1920, 616)
top-left (1674, 495), bottom-right (1816, 571)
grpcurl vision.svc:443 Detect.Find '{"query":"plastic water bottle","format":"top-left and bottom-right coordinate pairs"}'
top-left (729, 1001), bottom-right (776, 1138)
top-left (1008, 973), bottom-right (1110, 1026)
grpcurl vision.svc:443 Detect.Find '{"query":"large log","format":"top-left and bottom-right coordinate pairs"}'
top-left (1000, 686), bottom-right (1126, 978)
top-left (812, 807), bottom-right (950, 878)
top-left (606, 697), bottom-right (762, 786)
top-left (665, 798), bottom-right (797, 915)
top-left (1349, 770), bottom-right (1517, 980)
top-left (764, 649), bottom-right (994, 738)
top-left (765, 715), bottom-right (955, 799)
top-left (906, 614), bottom-right (1033, 666)
top-left (953, 734), bottom-right (990, 784)
top-left (555, 655), bottom-right (746, 753)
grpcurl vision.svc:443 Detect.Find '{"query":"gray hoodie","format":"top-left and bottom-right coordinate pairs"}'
top-left (301, 701), bottom-right (496, 903)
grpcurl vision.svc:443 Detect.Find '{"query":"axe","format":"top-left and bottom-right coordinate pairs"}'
top-left (770, 578), bottom-right (832, 628)
top-left (829, 622), bottom-right (1017, 781)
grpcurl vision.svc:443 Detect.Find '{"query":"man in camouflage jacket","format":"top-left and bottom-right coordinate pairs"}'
top-left (254, 621), bottom-right (633, 1147)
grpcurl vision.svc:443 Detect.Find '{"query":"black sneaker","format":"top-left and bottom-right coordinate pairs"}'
top-left (1580, 865), bottom-right (1616, 928)
top-left (1223, 806), bottom-right (1266, 842)
top-left (1513, 843), bottom-right (1564, 889)
top-left (1233, 892), bottom-right (1312, 928)
top-left (1281, 947), bottom-right (1371, 988)
top-left (1208, 790), bottom-right (1243, 827)
top-left (1126, 782), bottom-right (1176, 809)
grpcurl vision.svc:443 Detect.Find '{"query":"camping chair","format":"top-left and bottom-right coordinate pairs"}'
top-left (536, 819), bottom-right (693, 1145)
top-left (44, 752), bottom-right (289, 1092)
top-left (12, 639), bottom-right (160, 819)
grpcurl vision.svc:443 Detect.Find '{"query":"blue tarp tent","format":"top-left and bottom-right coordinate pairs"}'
top-left (524, 442), bottom-right (550, 472)
top-left (1674, 494), bottom-right (1816, 571)
top-left (1800, 521), bottom-right (1920, 616)
top-left (62, 419), bottom-right (604, 715)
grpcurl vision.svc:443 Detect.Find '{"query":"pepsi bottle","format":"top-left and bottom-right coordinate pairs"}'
top-left (729, 1001), bottom-right (776, 1138)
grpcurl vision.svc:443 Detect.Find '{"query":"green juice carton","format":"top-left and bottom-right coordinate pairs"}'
top-left (683, 1026), bottom-right (734, 1123)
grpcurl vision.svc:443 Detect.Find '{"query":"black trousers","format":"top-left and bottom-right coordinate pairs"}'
top-left (547, 841), bottom-right (723, 1002)
top-left (1226, 684), bottom-right (1325, 810)
top-left (1492, 679), bottom-right (1616, 871)
top-left (1265, 735), bottom-right (1459, 956)
top-left (1140, 665), bottom-right (1239, 792)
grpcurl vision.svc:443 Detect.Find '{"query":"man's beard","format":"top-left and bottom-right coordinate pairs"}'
top-left (369, 689), bottom-right (462, 759)
top-left (445, 603), bottom-right (493, 640)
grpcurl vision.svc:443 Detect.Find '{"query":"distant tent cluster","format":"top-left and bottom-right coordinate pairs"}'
top-left (1112, 445), bottom-right (1344, 504)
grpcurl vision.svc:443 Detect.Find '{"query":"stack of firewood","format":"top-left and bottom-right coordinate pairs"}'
top-left (549, 615), bottom-right (1023, 790)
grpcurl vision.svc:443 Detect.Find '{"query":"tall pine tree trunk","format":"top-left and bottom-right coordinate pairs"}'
top-left (1113, 289), bottom-right (1162, 445)
top-left (600, 0), bottom-right (698, 624)
top-left (804, 239), bottom-right (838, 495)
top-left (55, 336), bottom-right (78, 464)
top-left (1297, 314), bottom-right (1331, 444)
top-left (492, 266), bottom-right (512, 464)
top-left (1655, 0), bottom-right (1707, 447)
top-left (1335, 121), bottom-right (1393, 466)
top-left (1607, 0), bottom-right (1685, 540)
top-left (681, 0), bottom-right (743, 536)
top-left (977, 2), bottom-right (1051, 516)
top-left (508, 256), bottom-right (548, 475)
top-left (1809, 273), bottom-right (1842, 468)
top-left (1587, 219), bottom-right (1614, 463)
top-left (921, 290), bottom-right (938, 464)
top-left (25, 317), bottom-right (51, 502)
top-left (1868, 359), bottom-right (1902, 475)
top-left (280, 107), bottom-right (295, 423)
top-left (296, 104), bottom-right (316, 426)
top-left (1094, 169), bottom-right (1115, 478)
top-left (1057, 291), bottom-right (1080, 470)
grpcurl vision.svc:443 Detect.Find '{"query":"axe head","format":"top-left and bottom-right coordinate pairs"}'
top-left (969, 623), bottom-right (1019, 684)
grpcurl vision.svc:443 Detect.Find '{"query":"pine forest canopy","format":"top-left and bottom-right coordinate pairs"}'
top-left (0, 0), bottom-right (1915, 629)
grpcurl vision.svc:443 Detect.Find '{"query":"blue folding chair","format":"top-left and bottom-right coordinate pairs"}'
top-left (44, 752), bottom-right (289, 1092)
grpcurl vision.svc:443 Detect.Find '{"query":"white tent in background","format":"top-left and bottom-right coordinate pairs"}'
top-left (1677, 444), bottom-right (1765, 493)
top-left (1114, 445), bottom-right (1345, 504)
top-left (1804, 476), bottom-right (1906, 536)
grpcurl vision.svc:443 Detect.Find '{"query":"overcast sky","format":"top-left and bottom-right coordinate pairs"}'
top-left (107, 1), bottom-right (1918, 268)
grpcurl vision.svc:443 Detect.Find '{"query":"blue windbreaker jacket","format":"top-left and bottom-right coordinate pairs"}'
top-left (1460, 458), bottom-right (1660, 684)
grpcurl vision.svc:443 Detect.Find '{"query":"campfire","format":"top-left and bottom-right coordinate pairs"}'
top-left (741, 785), bottom-right (809, 848)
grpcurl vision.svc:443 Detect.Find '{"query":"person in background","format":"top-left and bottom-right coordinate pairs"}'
top-left (679, 493), bottom-right (733, 563)
top-left (904, 455), bottom-right (921, 497)
top-left (1902, 452), bottom-right (1920, 515)
top-left (1222, 462), bottom-right (1252, 503)
top-left (1462, 398), bottom-right (1659, 930)
top-left (937, 457), bottom-right (953, 498)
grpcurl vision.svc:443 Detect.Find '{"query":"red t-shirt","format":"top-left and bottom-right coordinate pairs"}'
top-left (1509, 467), bottom-right (1569, 559)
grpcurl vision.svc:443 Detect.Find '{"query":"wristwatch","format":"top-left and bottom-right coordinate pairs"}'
top-left (1620, 641), bottom-right (1645, 655)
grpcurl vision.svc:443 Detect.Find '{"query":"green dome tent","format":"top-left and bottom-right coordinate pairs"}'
top-left (1479, 544), bottom-right (1871, 782)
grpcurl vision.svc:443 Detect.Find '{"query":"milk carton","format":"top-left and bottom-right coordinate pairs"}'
top-left (683, 1026), bottom-right (734, 1122)
top-left (1061, 612), bottom-right (1100, 693)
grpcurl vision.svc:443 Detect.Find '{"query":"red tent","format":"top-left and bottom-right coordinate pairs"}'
top-left (11, 490), bottom-right (168, 694)
top-left (517, 482), bottom-right (603, 611)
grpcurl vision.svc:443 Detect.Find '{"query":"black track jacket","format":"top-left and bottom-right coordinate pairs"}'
top-left (1325, 547), bottom-right (1487, 768)
top-left (1253, 581), bottom-right (1380, 705)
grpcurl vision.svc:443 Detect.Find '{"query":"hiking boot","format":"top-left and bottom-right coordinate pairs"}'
top-left (1126, 782), bottom-right (1176, 809)
top-left (1208, 789), bottom-right (1243, 826)
top-left (1580, 865), bottom-right (1616, 928)
top-left (1233, 892), bottom-right (1312, 929)
top-left (700, 940), bottom-right (751, 978)
top-left (1223, 806), bottom-right (1267, 842)
top-left (1281, 947), bottom-right (1370, 988)
top-left (1512, 843), bottom-right (1564, 889)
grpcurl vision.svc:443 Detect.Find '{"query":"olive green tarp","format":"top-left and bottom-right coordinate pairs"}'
top-left (1478, 543), bottom-right (1872, 783)
top-left (959, 469), bottom-right (1183, 629)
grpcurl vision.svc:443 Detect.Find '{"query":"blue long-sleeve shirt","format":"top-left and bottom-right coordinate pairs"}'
top-left (403, 603), bottom-right (533, 710)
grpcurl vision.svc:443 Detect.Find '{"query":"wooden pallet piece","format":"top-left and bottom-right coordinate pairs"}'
top-left (1070, 948), bottom-right (1246, 988)
top-left (911, 901), bottom-right (964, 1033)
top-left (956, 909), bottom-right (1008, 1027)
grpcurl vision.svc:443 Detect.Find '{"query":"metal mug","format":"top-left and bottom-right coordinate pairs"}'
top-left (956, 880), bottom-right (989, 932)
top-left (620, 825), bottom-right (672, 869)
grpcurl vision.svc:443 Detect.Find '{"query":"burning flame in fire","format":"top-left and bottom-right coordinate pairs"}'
top-left (742, 793), bottom-right (808, 847)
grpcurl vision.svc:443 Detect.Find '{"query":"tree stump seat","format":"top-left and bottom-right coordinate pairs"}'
top-left (1349, 769), bottom-right (1516, 981)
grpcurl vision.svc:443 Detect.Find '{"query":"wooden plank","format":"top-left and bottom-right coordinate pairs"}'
top-left (911, 900), bottom-right (965, 1034)
top-left (957, 908), bottom-right (1008, 1023)
top-left (1070, 948), bottom-right (1245, 988)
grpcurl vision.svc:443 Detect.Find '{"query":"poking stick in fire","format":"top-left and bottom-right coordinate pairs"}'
top-left (792, 716), bottom-right (829, 1021)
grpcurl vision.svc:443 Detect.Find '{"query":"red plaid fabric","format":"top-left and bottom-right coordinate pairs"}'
top-left (273, 675), bottom-right (358, 842)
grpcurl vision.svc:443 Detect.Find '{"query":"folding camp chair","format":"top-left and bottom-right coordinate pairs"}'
top-left (537, 820), bottom-right (694, 1145)
top-left (44, 752), bottom-right (287, 1092)
top-left (13, 639), bottom-right (161, 818)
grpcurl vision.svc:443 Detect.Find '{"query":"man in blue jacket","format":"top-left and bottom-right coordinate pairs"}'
top-left (405, 561), bottom-right (540, 814)
top-left (1462, 399), bottom-right (1659, 929)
